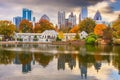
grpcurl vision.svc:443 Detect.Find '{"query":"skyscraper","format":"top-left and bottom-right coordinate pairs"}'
top-left (68, 12), bottom-right (76, 28)
top-left (58, 11), bottom-right (65, 29)
top-left (40, 14), bottom-right (50, 21)
top-left (79, 7), bottom-right (88, 21)
top-left (22, 8), bottom-right (32, 21)
top-left (94, 10), bottom-right (102, 20)
top-left (13, 16), bottom-right (22, 28)
top-left (94, 10), bottom-right (103, 24)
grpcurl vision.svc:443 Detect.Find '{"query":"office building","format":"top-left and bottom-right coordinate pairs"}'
top-left (58, 11), bottom-right (65, 29)
top-left (40, 14), bottom-right (50, 21)
top-left (68, 12), bottom-right (76, 28)
top-left (79, 7), bottom-right (88, 21)
top-left (22, 8), bottom-right (32, 21)
top-left (13, 16), bottom-right (22, 28)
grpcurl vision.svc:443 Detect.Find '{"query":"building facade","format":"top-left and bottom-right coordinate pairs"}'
top-left (40, 14), bottom-right (50, 21)
top-left (94, 10), bottom-right (103, 24)
top-left (79, 7), bottom-right (88, 21)
top-left (58, 11), bottom-right (65, 29)
top-left (13, 16), bottom-right (22, 28)
top-left (22, 8), bottom-right (32, 21)
top-left (68, 12), bottom-right (76, 28)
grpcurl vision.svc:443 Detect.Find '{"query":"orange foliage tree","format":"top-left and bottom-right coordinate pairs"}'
top-left (34, 19), bottom-right (55, 33)
top-left (69, 25), bottom-right (79, 33)
top-left (19, 19), bottom-right (33, 33)
top-left (94, 24), bottom-right (107, 37)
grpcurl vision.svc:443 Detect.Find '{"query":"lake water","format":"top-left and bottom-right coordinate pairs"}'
top-left (0, 44), bottom-right (120, 80)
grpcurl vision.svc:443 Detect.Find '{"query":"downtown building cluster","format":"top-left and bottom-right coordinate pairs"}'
top-left (13, 7), bottom-right (103, 29)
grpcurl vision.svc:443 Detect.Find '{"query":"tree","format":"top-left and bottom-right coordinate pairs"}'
top-left (78, 18), bottom-right (96, 34)
top-left (56, 31), bottom-right (64, 41)
top-left (0, 20), bottom-right (16, 39)
top-left (34, 19), bottom-right (55, 33)
top-left (19, 19), bottom-right (33, 33)
top-left (112, 16), bottom-right (120, 38)
top-left (70, 25), bottom-right (79, 33)
top-left (94, 24), bottom-right (107, 37)
top-left (85, 33), bottom-right (97, 44)
top-left (74, 32), bottom-right (80, 40)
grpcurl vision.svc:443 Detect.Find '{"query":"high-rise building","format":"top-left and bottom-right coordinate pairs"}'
top-left (58, 11), bottom-right (65, 29)
top-left (68, 12), bottom-right (76, 28)
top-left (40, 14), bottom-right (50, 21)
top-left (22, 8), bottom-right (32, 21)
top-left (79, 7), bottom-right (88, 21)
top-left (94, 10), bottom-right (103, 24)
top-left (94, 10), bottom-right (102, 20)
top-left (13, 16), bottom-right (22, 28)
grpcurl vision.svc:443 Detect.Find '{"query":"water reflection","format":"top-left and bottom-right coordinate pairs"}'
top-left (0, 44), bottom-right (120, 79)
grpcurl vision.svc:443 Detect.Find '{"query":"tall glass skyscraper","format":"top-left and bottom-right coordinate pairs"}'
top-left (58, 11), bottom-right (65, 29)
top-left (22, 8), bottom-right (32, 21)
top-left (79, 7), bottom-right (88, 21)
top-left (13, 16), bottom-right (22, 28)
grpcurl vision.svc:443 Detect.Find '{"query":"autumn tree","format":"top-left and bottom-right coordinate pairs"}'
top-left (78, 18), bottom-right (96, 34)
top-left (0, 20), bottom-right (16, 39)
top-left (69, 25), bottom-right (79, 33)
top-left (112, 15), bottom-right (120, 38)
top-left (19, 19), bottom-right (33, 33)
top-left (34, 19), bottom-right (55, 33)
top-left (94, 24), bottom-right (107, 37)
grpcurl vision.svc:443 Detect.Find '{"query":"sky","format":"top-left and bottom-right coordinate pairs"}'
top-left (0, 0), bottom-right (120, 24)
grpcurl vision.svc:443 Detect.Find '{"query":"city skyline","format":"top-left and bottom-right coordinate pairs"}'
top-left (0, 0), bottom-right (120, 24)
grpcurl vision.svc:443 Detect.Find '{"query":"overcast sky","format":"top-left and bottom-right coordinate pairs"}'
top-left (0, 0), bottom-right (120, 24)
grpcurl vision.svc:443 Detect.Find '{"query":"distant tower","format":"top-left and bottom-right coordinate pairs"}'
top-left (58, 11), bottom-right (65, 29)
top-left (22, 8), bottom-right (32, 21)
top-left (40, 14), bottom-right (50, 21)
top-left (94, 10), bottom-right (103, 24)
top-left (68, 12), bottom-right (76, 28)
top-left (94, 10), bottom-right (102, 20)
top-left (80, 7), bottom-right (88, 21)
top-left (13, 16), bottom-right (22, 29)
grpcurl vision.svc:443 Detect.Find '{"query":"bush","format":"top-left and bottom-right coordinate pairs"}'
top-left (17, 38), bottom-right (23, 41)
top-left (56, 36), bottom-right (61, 41)
top-left (33, 35), bottom-right (38, 41)
top-left (85, 33), bottom-right (97, 45)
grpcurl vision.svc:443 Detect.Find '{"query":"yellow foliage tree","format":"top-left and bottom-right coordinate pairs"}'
top-left (94, 24), bottom-right (107, 36)
top-left (58, 31), bottom-right (64, 39)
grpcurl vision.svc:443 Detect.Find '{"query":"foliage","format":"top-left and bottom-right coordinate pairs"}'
top-left (74, 33), bottom-right (80, 40)
top-left (58, 31), bottom-right (64, 40)
top-left (19, 19), bottom-right (33, 33)
top-left (59, 25), bottom-right (71, 33)
top-left (0, 20), bottom-right (16, 38)
top-left (34, 19), bottom-right (55, 33)
top-left (94, 24), bottom-right (107, 37)
top-left (69, 25), bottom-right (79, 33)
top-left (103, 27), bottom-right (113, 40)
top-left (78, 18), bottom-right (96, 34)
top-left (33, 35), bottom-right (38, 41)
top-left (112, 16), bottom-right (120, 38)
top-left (85, 33), bottom-right (97, 45)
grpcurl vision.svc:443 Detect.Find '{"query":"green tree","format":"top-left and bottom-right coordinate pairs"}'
top-left (112, 15), bottom-right (120, 38)
top-left (19, 19), bottom-right (33, 33)
top-left (74, 32), bottom-right (80, 40)
top-left (0, 20), bottom-right (16, 39)
top-left (78, 18), bottom-right (96, 33)
top-left (34, 19), bottom-right (55, 33)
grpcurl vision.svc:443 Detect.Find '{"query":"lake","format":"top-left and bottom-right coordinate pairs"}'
top-left (0, 44), bottom-right (120, 80)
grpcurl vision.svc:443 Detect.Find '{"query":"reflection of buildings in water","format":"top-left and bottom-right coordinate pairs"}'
top-left (22, 62), bottom-right (31, 73)
top-left (94, 62), bottom-right (102, 73)
top-left (80, 64), bottom-right (87, 79)
top-left (58, 56), bottom-right (65, 70)
top-left (14, 53), bottom-right (20, 64)
top-left (57, 54), bottom-right (76, 70)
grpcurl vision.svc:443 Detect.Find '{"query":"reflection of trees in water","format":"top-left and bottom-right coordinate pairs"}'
top-left (0, 50), bottom-right (15, 64)
top-left (18, 52), bottom-right (32, 73)
top-left (112, 46), bottom-right (120, 75)
top-left (34, 53), bottom-right (53, 67)
top-left (57, 54), bottom-right (76, 70)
